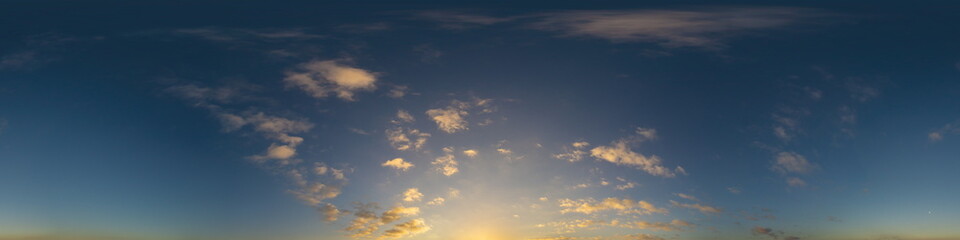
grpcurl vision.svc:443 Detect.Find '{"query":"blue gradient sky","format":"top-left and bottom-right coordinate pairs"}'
top-left (1, 1), bottom-right (959, 240)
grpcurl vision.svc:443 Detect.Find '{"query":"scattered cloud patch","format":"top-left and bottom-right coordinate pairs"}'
top-left (555, 141), bottom-right (590, 162)
top-left (386, 127), bottom-right (430, 151)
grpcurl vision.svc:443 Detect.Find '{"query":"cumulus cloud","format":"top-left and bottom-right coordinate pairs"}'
top-left (344, 203), bottom-right (424, 238)
top-left (670, 200), bottom-right (722, 214)
top-left (402, 188), bottom-right (424, 202)
top-left (462, 149), bottom-right (478, 158)
top-left (319, 203), bottom-right (343, 222)
top-left (381, 205), bottom-right (421, 224)
top-left (590, 139), bottom-right (679, 177)
top-left (345, 203), bottom-right (383, 237)
top-left (432, 147), bottom-right (459, 176)
top-left (283, 60), bottom-right (378, 101)
top-left (531, 7), bottom-right (828, 48)
top-left (386, 127), bottom-right (430, 151)
top-left (426, 105), bottom-right (469, 133)
top-left (382, 158), bottom-right (414, 171)
top-left (558, 198), bottom-right (668, 215)
top-left (379, 218), bottom-right (431, 239)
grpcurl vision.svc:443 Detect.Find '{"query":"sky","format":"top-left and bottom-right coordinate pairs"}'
top-left (1, 1), bottom-right (959, 240)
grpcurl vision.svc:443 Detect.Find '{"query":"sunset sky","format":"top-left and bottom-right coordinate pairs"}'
top-left (1, 1), bottom-right (959, 240)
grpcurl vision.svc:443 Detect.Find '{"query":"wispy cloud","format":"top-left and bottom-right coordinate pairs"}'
top-left (670, 200), bottom-right (722, 214)
top-left (530, 7), bottom-right (830, 48)
top-left (558, 197), bottom-right (668, 215)
top-left (929, 120), bottom-right (960, 142)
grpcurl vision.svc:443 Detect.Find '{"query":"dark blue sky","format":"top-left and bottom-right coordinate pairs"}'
top-left (1, 1), bottom-right (959, 240)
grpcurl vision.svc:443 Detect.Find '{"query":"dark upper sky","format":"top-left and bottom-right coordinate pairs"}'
top-left (1, 1), bottom-right (959, 240)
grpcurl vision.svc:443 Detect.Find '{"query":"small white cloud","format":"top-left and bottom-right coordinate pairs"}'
top-left (382, 158), bottom-right (414, 171)
top-left (462, 149), bottom-right (478, 158)
top-left (403, 188), bottom-right (424, 202)
top-left (427, 197), bottom-right (445, 206)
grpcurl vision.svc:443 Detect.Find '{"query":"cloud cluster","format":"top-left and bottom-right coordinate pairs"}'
top-left (284, 60), bottom-right (378, 101)
top-left (402, 188), bottom-right (424, 202)
top-left (386, 127), bottom-right (430, 151)
top-left (345, 203), bottom-right (427, 239)
top-left (380, 218), bottom-right (431, 239)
